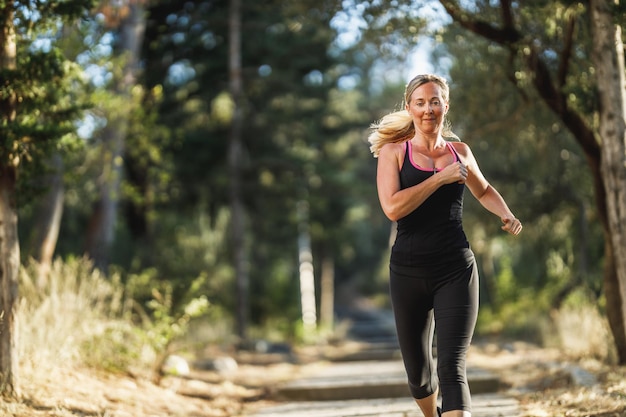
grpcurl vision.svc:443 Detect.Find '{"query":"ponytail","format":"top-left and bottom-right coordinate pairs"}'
top-left (368, 110), bottom-right (414, 157)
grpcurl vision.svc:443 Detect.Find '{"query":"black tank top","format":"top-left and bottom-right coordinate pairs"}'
top-left (390, 140), bottom-right (470, 266)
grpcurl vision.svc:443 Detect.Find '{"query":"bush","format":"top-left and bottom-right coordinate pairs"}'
top-left (18, 256), bottom-right (210, 383)
top-left (19, 256), bottom-right (126, 377)
top-left (548, 289), bottom-right (616, 363)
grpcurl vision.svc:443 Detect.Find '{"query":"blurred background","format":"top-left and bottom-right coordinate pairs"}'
top-left (5, 0), bottom-right (620, 386)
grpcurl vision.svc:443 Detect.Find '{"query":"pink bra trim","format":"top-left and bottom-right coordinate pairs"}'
top-left (407, 140), bottom-right (458, 172)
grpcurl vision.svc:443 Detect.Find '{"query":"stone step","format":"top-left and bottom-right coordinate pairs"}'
top-left (330, 345), bottom-right (402, 362)
top-left (249, 393), bottom-right (520, 417)
top-left (271, 360), bottom-right (500, 402)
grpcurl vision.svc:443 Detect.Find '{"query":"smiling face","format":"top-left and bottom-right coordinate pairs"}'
top-left (405, 81), bottom-right (449, 136)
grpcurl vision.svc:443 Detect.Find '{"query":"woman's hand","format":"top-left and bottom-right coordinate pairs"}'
top-left (501, 216), bottom-right (522, 235)
top-left (438, 161), bottom-right (467, 184)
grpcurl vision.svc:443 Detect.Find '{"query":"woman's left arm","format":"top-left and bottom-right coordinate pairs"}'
top-left (452, 142), bottom-right (523, 236)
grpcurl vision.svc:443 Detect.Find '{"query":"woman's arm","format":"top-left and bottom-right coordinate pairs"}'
top-left (453, 142), bottom-right (523, 235)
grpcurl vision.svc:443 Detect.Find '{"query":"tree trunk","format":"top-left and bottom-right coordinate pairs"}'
top-left (85, 1), bottom-right (146, 271)
top-left (29, 153), bottom-right (64, 288)
top-left (85, 124), bottom-right (125, 270)
top-left (229, 0), bottom-right (249, 342)
top-left (590, 0), bottom-right (626, 363)
top-left (320, 255), bottom-right (334, 332)
top-left (603, 238), bottom-right (626, 361)
top-left (0, 1), bottom-right (20, 397)
top-left (297, 200), bottom-right (317, 337)
top-left (0, 167), bottom-right (20, 399)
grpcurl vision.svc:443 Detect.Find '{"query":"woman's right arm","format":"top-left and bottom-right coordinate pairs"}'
top-left (376, 143), bottom-right (453, 222)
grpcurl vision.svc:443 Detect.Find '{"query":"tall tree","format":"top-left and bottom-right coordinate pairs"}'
top-left (28, 153), bottom-right (64, 286)
top-left (589, 0), bottom-right (626, 360)
top-left (0, 0), bottom-right (96, 396)
top-left (25, 23), bottom-right (91, 286)
top-left (228, 0), bottom-right (249, 340)
top-left (85, 0), bottom-right (147, 271)
top-left (139, 0), bottom-right (365, 332)
top-left (0, 2), bottom-right (19, 397)
top-left (435, 0), bottom-right (626, 361)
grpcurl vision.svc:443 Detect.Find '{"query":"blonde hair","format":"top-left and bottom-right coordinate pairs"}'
top-left (368, 74), bottom-right (458, 157)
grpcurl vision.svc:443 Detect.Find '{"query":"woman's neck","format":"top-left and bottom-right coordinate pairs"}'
top-left (411, 134), bottom-right (445, 152)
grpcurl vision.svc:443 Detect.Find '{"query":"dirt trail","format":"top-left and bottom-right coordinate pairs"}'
top-left (3, 340), bottom-right (625, 416)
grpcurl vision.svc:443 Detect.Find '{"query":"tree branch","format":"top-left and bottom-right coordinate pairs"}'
top-left (557, 13), bottom-right (576, 88)
top-left (523, 44), bottom-right (600, 163)
top-left (439, 0), bottom-right (520, 45)
top-left (439, 0), bottom-right (600, 162)
top-left (500, 0), bottom-right (515, 30)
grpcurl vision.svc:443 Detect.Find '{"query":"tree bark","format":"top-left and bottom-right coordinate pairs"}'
top-left (229, 0), bottom-right (249, 341)
top-left (0, 167), bottom-right (20, 398)
top-left (0, 1), bottom-right (20, 397)
top-left (590, 0), bottom-right (626, 363)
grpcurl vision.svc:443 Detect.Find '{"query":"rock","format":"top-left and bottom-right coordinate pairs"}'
top-left (193, 356), bottom-right (239, 374)
top-left (213, 356), bottom-right (239, 373)
top-left (567, 365), bottom-right (597, 387)
top-left (163, 354), bottom-right (190, 376)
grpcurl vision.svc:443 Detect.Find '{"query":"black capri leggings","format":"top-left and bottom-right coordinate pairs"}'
top-left (389, 253), bottom-right (479, 413)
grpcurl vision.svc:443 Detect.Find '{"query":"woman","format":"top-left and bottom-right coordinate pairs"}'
top-left (369, 74), bottom-right (522, 417)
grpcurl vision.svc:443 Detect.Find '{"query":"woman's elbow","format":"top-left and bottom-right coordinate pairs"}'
top-left (472, 184), bottom-right (491, 202)
top-left (387, 213), bottom-right (401, 222)
top-left (381, 205), bottom-right (401, 222)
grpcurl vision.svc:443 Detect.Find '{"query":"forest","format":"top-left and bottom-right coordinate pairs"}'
top-left (1, 0), bottom-right (625, 408)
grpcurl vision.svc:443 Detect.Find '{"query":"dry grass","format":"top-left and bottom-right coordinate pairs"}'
top-left (469, 341), bottom-right (626, 417)
top-left (3, 258), bottom-right (296, 416)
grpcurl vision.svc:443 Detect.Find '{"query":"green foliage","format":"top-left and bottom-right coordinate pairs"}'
top-left (13, 0), bottom-right (97, 24)
top-left (0, 52), bottom-right (86, 161)
top-left (1, 0), bottom-right (95, 207)
top-left (80, 322), bottom-right (144, 373)
top-left (125, 268), bottom-right (210, 353)
top-left (132, 0), bottom-right (394, 332)
top-left (492, 254), bottom-right (516, 308)
top-left (16, 0), bottom-right (613, 349)
top-left (122, 208), bottom-right (233, 314)
top-left (477, 295), bottom-right (551, 343)
top-left (81, 267), bottom-right (211, 375)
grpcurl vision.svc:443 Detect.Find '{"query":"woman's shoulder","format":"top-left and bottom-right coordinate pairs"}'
top-left (448, 140), bottom-right (472, 156)
top-left (379, 140), bottom-right (407, 156)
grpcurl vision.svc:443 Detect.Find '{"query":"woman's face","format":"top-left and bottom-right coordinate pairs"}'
top-left (405, 81), bottom-right (449, 135)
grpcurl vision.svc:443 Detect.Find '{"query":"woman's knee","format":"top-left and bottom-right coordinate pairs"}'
top-left (437, 354), bottom-right (466, 384)
top-left (408, 379), bottom-right (438, 399)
